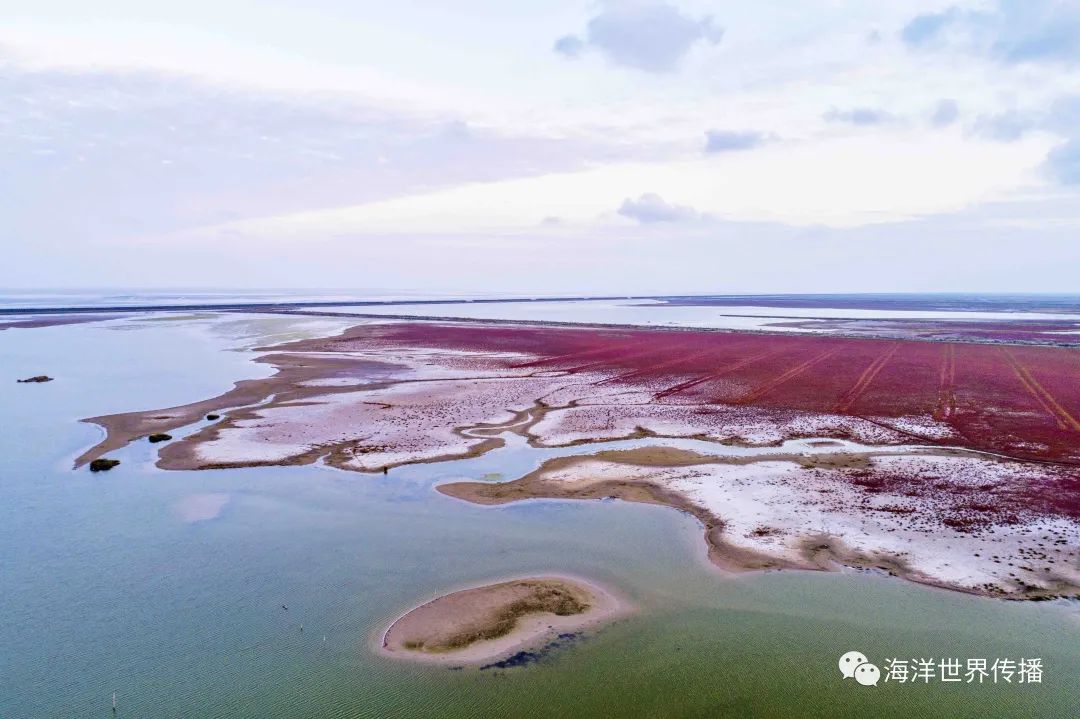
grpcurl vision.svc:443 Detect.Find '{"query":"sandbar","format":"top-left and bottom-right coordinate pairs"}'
top-left (438, 448), bottom-right (1080, 600)
top-left (381, 576), bottom-right (626, 664)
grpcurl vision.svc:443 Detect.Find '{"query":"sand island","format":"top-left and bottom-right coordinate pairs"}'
top-left (381, 576), bottom-right (625, 664)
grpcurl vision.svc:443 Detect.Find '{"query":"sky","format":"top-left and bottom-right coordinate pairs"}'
top-left (2, 0), bottom-right (1080, 295)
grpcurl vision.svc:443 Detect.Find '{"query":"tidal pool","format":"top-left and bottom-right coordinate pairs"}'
top-left (1, 314), bottom-right (1077, 718)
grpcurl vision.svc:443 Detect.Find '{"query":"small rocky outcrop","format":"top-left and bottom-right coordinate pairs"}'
top-left (18, 375), bottom-right (53, 383)
top-left (148, 433), bottom-right (173, 443)
top-left (89, 458), bottom-right (120, 472)
top-left (206, 413), bottom-right (220, 421)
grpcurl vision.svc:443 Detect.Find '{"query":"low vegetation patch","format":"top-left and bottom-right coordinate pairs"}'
top-left (89, 458), bottom-right (120, 472)
top-left (415, 584), bottom-right (590, 652)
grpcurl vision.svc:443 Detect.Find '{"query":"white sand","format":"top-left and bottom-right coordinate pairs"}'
top-left (533, 452), bottom-right (1080, 596)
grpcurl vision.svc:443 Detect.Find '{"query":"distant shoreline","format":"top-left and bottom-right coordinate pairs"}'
top-left (0, 294), bottom-right (662, 316)
top-left (5, 291), bottom-right (1080, 318)
top-left (6, 300), bottom-right (1080, 349)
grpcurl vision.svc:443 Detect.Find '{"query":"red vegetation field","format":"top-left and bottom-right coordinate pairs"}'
top-left (309, 322), bottom-right (1080, 465)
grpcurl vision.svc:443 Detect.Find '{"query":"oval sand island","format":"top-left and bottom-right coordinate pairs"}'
top-left (381, 576), bottom-right (626, 664)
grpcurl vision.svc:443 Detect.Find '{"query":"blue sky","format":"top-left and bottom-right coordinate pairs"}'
top-left (2, 1), bottom-right (1079, 294)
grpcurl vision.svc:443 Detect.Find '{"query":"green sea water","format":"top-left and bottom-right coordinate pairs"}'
top-left (1, 314), bottom-right (1077, 718)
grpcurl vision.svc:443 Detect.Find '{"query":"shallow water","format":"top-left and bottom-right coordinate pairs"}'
top-left (319, 298), bottom-right (1080, 328)
top-left (1, 314), bottom-right (1077, 718)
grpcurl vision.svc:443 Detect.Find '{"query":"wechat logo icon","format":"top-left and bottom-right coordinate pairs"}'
top-left (839, 650), bottom-right (880, 687)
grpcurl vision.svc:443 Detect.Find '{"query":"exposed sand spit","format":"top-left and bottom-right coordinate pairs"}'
top-left (439, 449), bottom-right (1080, 600)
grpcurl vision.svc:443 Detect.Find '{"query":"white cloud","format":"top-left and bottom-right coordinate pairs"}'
top-left (3, 1), bottom-right (1079, 291)
top-left (901, 1), bottom-right (1080, 65)
top-left (194, 132), bottom-right (1053, 238)
top-left (554, 2), bottom-right (723, 73)
top-left (930, 99), bottom-right (960, 127)
top-left (618, 193), bottom-right (700, 223)
top-left (1046, 139), bottom-right (1080, 184)
top-left (704, 129), bottom-right (766, 152)
top-left (823, 106), bottom-right (893, 126)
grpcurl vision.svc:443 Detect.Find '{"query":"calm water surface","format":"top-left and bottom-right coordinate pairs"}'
top-left (1, 314), bottom-right (1077, 718)
top-left (321, 298), bottom-right (1080, 326)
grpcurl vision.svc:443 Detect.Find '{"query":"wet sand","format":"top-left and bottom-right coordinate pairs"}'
top-left (0, 314), bottom-right (120, 332)
top-left (381, 576), bottom-right (626, 664)
top-left (74, 352), bottom-right (403, 468)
